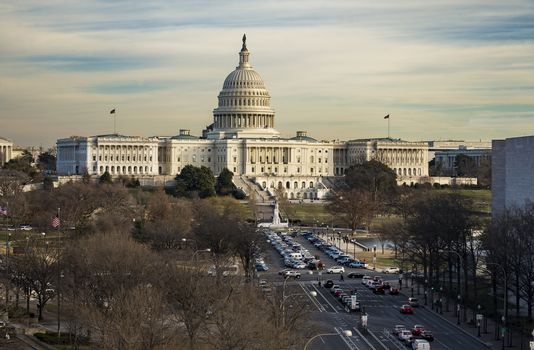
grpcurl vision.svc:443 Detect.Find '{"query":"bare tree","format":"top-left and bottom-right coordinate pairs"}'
top-left (327, 189), bottom-right (376, 234)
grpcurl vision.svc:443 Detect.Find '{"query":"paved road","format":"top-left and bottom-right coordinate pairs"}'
top-left (260, 232), bottom-right (493, 350)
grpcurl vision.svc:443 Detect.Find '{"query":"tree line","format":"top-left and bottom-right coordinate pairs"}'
top-left (0, 178), bottom-right (311, 349)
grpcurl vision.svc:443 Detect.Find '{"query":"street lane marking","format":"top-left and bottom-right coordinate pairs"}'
top-left (335, 326), bottom-right (360, 350)
top-left (299, 282), bottom-right (326, 312)
top-left (310, 283), bottom-right (339, 313)
top-left (352, 327), bottom-right (377, 350)
top-left (367, 329), bottom-right (389, 350)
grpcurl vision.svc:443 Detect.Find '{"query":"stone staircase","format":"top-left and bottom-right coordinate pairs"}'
top-left (233, 175), bottom-right (272, 203)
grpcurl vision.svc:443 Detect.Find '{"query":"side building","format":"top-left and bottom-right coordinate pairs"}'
top-left (0, 137), bottom-right (13, 167)
top-left (492, 135), bottom-right (534, 217)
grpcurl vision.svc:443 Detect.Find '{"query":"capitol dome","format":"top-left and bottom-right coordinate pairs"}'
top-left (210, 35), bottom-right (278, 139)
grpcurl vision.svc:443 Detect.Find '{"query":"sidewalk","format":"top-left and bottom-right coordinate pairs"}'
top-left (398, 279), bottom-right (528, 350)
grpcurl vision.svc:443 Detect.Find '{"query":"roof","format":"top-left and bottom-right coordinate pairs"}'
top-left (171, 134), bottom-right (199, 140)
top-left (289, 135), bottom-right (318, 142)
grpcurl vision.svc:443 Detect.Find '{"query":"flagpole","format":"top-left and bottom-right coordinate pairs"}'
top-left (114, 111), bottom-right (117, 135)
top-left (388, 117), bottom-right (390, 139)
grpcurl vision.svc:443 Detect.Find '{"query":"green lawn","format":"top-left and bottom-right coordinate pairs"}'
top-left (288, 188), bottom-right (491, 228)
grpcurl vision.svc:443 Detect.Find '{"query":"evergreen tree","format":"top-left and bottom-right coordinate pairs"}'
top-left (99, 171), bottom-right (113, 184)
top-left (216, 168), bottom-right (235, 195)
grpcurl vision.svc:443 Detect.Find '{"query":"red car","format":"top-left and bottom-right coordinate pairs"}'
top-left (400, 304), bottom-right (414, 314)
top-left (412, 325), bottom-right (425, 336)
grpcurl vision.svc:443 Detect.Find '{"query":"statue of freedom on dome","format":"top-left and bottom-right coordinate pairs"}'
top-left (242, 34), bottom-right (247, 50)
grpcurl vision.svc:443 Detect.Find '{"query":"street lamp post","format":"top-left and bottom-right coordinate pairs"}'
top-left (440, 250), bottom-right (465, 322)
top-left (457, 294), bottom-right (461, 326)
top-left (477, 304), bottom-right (486, 338)
top-left (486, 262), bottom-right (507, 350)
top-left (425, 279), bottom-right (428, 306)
top-left (373, 245), bottom-right (376, 271)
top-left (304, 330), bottom-right (353, 350)
top-left (439, 287), bottom-right (443, 314)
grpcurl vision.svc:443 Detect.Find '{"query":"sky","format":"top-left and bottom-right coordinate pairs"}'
top-left (1, 0), bottom-right (533, 148)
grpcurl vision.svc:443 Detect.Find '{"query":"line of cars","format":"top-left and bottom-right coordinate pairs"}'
top-left (392, 324), bottom-right (433, 349)
top-left (361, 275), bottom-right (400, 295)
top-left (323, 279), bottom-right (360, 312)
top-left (301, 232), bottom-right (368, 268)
top-left (266, 231), bottom-right (319, 271)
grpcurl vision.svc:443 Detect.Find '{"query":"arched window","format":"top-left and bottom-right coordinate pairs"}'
top-left (294, 181), bottom-right (298, 189)
top-left (99, 166), bottom-right (104, 173)
top-left (310, 182), bottom-right (314, 188)
top-left (301, 181), bottom-right (306, 189)
top-left (262, 181), bottom-right (266, 189)
top-left (286, 181), bottom-right (290, 189)
top-left (278, 181), bottom-right (283, 189)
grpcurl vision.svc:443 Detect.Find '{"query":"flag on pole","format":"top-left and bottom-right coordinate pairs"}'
top-left (52, 215), bottom-right (61, 228)
top-left (110, 109), bottom-right (116, 114)
top-left (0, 206), bottom-right (7, 216)
top-left (384, 114), bottom-right (390, 119)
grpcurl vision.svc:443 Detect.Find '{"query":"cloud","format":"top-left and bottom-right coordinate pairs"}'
top-left (0, 0), bottom-right (533, 146)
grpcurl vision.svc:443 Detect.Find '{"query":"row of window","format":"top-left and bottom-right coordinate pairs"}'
top-left (96, 165), bottom-right (152, 175)
top-left (94, 155), bottom-right (153, 162)
top-left (250, 166), bottom-right (328, 175)
top-left (262, 181), bottom-right (315, 190)
top-left (394, 168), bottom-right (422, 177)
top-left (219, 98), bottom-right (269, 107)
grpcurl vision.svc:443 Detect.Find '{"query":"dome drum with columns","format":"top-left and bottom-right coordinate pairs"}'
top-left (208, 34), bottom-right (279, 139)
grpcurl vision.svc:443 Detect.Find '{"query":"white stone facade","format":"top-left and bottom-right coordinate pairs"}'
top-left (0, 137), bottom-right (13, 167)
top-left (57, 135), bottom-right (159, 176)
top-left (492, 135), bottom-right (534, 217)
top-left (56, 36), bottom-right (429, 197)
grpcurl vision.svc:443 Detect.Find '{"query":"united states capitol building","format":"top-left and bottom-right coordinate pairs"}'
top-left (57, 36), bottom-right (429, 199)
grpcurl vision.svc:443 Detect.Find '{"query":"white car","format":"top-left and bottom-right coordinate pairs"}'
top-left (383, 267), bottom-right (400, 274)
top-left (20, 225), bottom-right (33, 231)
top-left (361, 276), bottom-right (372, 285)
top-left (326, 266), bottom-right (345, 274)
top-left (398, 330), bottom-right (413, 343)
top-left (283, 270), bottom-right (301, 279)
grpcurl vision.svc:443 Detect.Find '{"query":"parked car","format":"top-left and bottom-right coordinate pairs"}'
top-left (324, 280), bottom-right (334, 288)
top-left (383, 267), bottom-right (400, 274)
top-left (349, 261), bottom-right (368, 268)
top-left (326, 266), bottom-right (345, 274)
top-left (389, 287), bottom-right (400, 295)
top-left (411, 325), bottom-right (425, 336)
top-left (392, 325), bottom-right (406, 335)
top-left (347, 272), bottom-right (365, 279)
top-left (408, 297), bottom-right (420, 307)
top-left (20, 225), bottom-right (33, 231)
top-left (400, 304), bottom-right (414, 314)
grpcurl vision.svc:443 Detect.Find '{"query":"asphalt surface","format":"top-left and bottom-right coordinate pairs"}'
top-left (259, 233), bottom-right (493, 350)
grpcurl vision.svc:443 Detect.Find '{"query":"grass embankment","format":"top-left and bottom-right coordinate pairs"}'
top-left (288, 188), bottom-right (491, 227)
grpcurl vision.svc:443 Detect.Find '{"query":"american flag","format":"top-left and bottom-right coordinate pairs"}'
top-left (51, 215), bottom-right (60, 228)
top-left (0, 206), bottom-right (7, 216)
